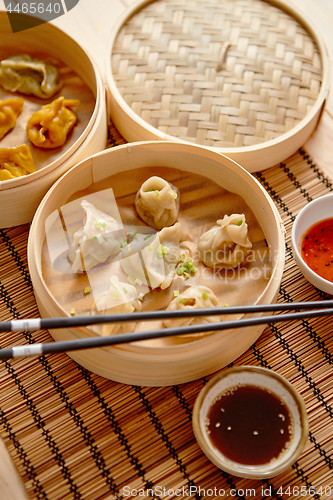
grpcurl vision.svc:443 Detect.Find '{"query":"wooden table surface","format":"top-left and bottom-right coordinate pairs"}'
top-left (0, 0), bottom-right (332, 498)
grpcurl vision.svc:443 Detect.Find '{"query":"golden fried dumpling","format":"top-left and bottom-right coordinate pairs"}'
top-left (0, 97), bottom-right (24, 140)
top-left (26, 96), bottom-right (80, 149)
top-left (0, 144), bottom-right (36, 181)
top-left (0, 55), bottom-right (62, 99)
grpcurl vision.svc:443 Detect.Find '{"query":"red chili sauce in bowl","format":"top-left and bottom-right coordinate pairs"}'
top-left (301, 218), bottom-right (333, 282)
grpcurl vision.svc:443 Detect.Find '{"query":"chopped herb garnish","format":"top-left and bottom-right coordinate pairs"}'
top-left (178, 299), bottom-right (184, 304)
top-left (93, 236), bottom-right (98, 240)
top-left (120, 239), bottom-right (128, 249)
top-left (202, 290), bottom-right (209, 300)
top-left (157, 244), bottom-right (168, 259)
top-left (237, 220), bottom-right (243, 226)
top-left (170, 190), bottom-right (177, 199)
top-left (128, 229), bottom-right (137, 240)
top-left (177, 256), bottom-right (196, 278)
top-left (95, 219), bottom-right (107, 230)
top-left (148, 243), bottom-right (153, 251)
top-left (173, 290), bottom-right (180, 297)
top-left (180, 254), bottom-right (186, 262)
top-left (112, 290), bottom-right (119, 300)
top-left (122, 287), bottom-right (128, 294)
top-left (224, 303), bottom-right (229, 308)
top-left (155, 190), bottom-right (161, 197)
top-left (84, 287), bottom-right (91, 295)
top-left (144, 233), bottom-right (154, 240)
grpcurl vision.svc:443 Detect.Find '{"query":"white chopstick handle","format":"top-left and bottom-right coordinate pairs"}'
top-left (10, 319), bottom-right (42, 332)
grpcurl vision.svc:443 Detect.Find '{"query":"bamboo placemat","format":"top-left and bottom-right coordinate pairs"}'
top-left (1, 123), bottom-right (333, 500)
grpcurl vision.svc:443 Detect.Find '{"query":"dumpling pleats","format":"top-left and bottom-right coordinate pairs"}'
top-left (68, 200), bottom-right (121, 272)
top-left (198, 214), bottom-right (252, 268)
top-left (135, 176), bottom-right (180, 229)
top-left (163, 286), bottom-right (220, 328)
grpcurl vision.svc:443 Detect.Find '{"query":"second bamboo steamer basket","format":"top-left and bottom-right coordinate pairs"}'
top-left (0, 11), bottom-right (107, 229)
top-left (28, 141), bottom-right (285, 386)
top-left (106, 0), bottom-right (330, 172)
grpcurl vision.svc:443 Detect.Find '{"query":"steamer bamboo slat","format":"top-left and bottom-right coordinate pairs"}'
top-left (106, 0), bottom-right (330, 172)
top-left (27, 141), bottom-right (285, 386)
top-left (0, 11), bottom-right (107, 229)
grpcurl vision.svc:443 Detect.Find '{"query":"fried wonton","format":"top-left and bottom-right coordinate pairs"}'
top-left (0, 97), bottom-right (24, 140)
top-left (26, 96), bottom-right (80, 149)
top-left (0, 54), bottom-right (62, 99)
top-left (0, 144), bottom-right (36, 181)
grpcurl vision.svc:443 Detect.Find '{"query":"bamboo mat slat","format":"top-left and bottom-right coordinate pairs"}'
top-left (1, 123), bottom-right (333, 500)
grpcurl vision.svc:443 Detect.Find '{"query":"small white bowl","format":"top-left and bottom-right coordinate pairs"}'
top-left (291, 193), bottom-right (333, 295)
top-left (192, 366), bottom-right (308, 479)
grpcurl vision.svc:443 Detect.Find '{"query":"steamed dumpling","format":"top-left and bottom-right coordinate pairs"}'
top-left (0, 97), bottom-right (24, 139)
top-left (91, 276), bottom-right (141, 336)
top-left (0, 54), bottom-right (62, 99)
top-left (27, 96), bottom-right (80, 149)
top-left (120, 222), bottom-right (182, 290)
top-left (163, 286), bottom-right (220, 328)
top-left (0, 144), bottom-right (36, 180)
top-left (198, 214), bottom-right (252, 268)
top-left (68, 200), bottom-right (121, 272)
top-left (135, 176), bottom-right (180, 230)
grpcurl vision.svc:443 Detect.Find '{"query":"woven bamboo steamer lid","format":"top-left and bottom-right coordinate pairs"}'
top-left (28, 141), bottom-right (285, 386)
top-left (106, 0), bottom-right (330, 172)
top-left (0, 11), bottom-right (107, 229)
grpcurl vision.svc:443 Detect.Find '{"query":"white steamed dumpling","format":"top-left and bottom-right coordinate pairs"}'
top-left (68, 200), bottom-right (121, 272)
top-left (120, 222), bottom-right (182, 290)
top-left (163, 286), bottom-right (220, 328)
top-left (135, 176), bottom-right (180, 230)
top-left (197, 214), bottom-right (252, 269)
top-left (91, 276), bottom-right (141, 336)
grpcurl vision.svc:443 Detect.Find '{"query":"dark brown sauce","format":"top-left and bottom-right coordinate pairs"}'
top-left (207, 385), bottom-right (292, 465)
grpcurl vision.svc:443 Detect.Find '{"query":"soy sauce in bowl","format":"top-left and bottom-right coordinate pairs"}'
top-left (193, 366), bottom-right (308, 479)
top-left (207, 385), bottom-right (292, 465)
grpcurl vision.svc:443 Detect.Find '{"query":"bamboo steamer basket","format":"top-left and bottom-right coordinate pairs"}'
top-left (106, 0), bottom-right (330, 172)
top-left (0, 11), bottom-right (107, 229)
top-left (28, 141), bottom-right (285, 386)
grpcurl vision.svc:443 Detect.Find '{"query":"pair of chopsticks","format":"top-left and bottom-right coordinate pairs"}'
top-left (0, 300), bottom-right (332, 361)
